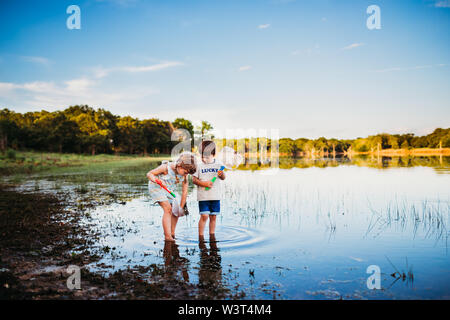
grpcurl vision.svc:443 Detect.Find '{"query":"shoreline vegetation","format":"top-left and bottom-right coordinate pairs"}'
top-left (1, 150), bottom-right (448, 178)
top-left (0, 151), bottom-right (169, 175)
top-left (246, 147), bottom-right (450, 158)
top-left (1, 106), bottom-right (449, 159)
top-left (348, 147), bottom-right (450, 156)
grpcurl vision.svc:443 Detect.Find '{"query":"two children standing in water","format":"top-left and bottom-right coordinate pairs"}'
top-left (146, 140), bottom-right (225, 242)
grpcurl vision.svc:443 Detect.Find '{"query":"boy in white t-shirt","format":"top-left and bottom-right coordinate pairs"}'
top-left (193, 140), bottom-right (226, 237)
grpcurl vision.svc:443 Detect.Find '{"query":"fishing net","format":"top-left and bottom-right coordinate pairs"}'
top-left (216, 146), bottom-right (244, 169)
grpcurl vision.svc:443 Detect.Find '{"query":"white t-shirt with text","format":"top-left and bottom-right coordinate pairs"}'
top-left (193, 159), bottom-right (224, 201)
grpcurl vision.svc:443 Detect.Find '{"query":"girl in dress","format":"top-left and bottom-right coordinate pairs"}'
top-left (147, 153), bottom-right (197, 241)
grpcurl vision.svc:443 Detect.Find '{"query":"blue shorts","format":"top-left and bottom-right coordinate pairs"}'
top-left (199, 200), bottom-right (220, 215)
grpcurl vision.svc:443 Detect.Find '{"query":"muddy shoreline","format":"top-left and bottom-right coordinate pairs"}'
top-left (0, 184), bottom-right (243, 300)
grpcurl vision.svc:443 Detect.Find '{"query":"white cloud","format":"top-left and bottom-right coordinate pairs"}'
top-left (65, 78), bottom-right (96, 93)
top-left (0, 77), bottom-right (159, 111)
top-left (21, 56), bottom-right (51, 66)
top-left (22, 81), bottom-right (58, 93)
top-left (342, 43), bottom-right (364, 50)
top-left (1, 58), bottom-right (180, 113)
top-left (258, 24), bottom-right (271, 29)
top-left (0, 82), bottom-right (19, 90)
top-left (0, 81), bottom-right (57, 93)
top-left (372, 64), bottom-right (446, 73)
top-left (434, 1), bottom-right (450, 8)
top-left (122, 61), bottom-right (183, 73)
top-left (238, 65), bottom-right (252, 72)
top-left (93, 61), bottom-right (183, 78)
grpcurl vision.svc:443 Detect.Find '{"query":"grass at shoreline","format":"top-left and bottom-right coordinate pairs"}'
top-left (0, 151), bottom-right (170, 176)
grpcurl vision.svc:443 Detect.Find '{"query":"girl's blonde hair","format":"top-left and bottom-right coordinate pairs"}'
top-left (175, 153), bottom-right (197, 174)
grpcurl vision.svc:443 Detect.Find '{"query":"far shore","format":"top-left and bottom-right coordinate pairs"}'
top-left (347, 147), bottom-right (450, 157)
top-left (241, 147), bottom-right (450, 158)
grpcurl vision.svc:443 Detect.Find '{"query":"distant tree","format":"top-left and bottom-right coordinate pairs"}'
top-left (198, 120), bottom-right (213, 139)
top-left (442, 132), bottom-right (450, 148)
top-left (314, 137), bottom-right (328, 153)
top-left (401, 140), bottom-right (409, 149)
top-left (279, 138), bottom-right (295, 155)
top-left (173, 118), bottom-right (194, 149)
top-left (0, 109), bottom-right (20, 153)
top-left (304, 140), bottom-right (316, 153)
top-left (173, 118), bottom-right (194, 137)
top-left (352, 138), bottom-right (370, 152)
top-left (33, 111), bottom-right (80, 153)
top-left (388, 135), bottom-right (399, 149)
top-left (142, 119), bottom-right (172, 154)
top-left (117, 116), bottom-right (143, 154)
top-left (294, 138), bottom-right (308, 154)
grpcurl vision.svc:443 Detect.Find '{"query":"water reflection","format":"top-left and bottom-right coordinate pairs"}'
top-left (161, 235), bottom-right (228, 298)
top-left (163, 241), bottom-right (189, 282)
top-left (237, 155), bottom-right (450, 172)
top-left (198, 234), bottom-right (223, 290)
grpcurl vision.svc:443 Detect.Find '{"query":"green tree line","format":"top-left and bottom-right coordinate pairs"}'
top-left (277, 129), bottom-right (450, 156)
top-left (215, 128), bottom-right (449, 156)
top-left (0, 106), bottom-right (195, 155)
top-left (1, 106), bottom-right (448, 156)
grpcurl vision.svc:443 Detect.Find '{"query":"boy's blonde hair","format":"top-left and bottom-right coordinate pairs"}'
top-left (175, 153), bottom-right (197, 174)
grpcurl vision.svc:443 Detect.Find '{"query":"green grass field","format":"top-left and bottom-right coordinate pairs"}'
top-left (0, 150), bottom-right (170, 176)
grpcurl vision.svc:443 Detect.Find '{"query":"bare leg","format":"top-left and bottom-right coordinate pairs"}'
top-left (209, 215), bottom-right (217, 235)
top-left (171, 214), bottom-right (179, 238)
top-left (198, 214), bottom-right (209, 237)
top-left (159, 201), bottom-right (174, 241)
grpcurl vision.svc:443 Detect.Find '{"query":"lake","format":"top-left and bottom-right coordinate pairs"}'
top-left (9, 156), bottom-right (450, 299)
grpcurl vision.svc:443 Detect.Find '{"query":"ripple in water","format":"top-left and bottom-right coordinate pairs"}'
top-left (174, 225), bottom-right (270, 250)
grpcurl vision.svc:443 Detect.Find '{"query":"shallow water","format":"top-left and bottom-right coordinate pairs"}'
top-left (7, 156), bottom-right (450, 299)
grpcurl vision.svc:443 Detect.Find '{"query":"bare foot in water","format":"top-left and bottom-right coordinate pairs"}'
top-left (165, 236), bottom-right (175, 242)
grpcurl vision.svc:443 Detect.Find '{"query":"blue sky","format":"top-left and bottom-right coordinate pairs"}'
top-left (0, 0), bottom-right (449, 139)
